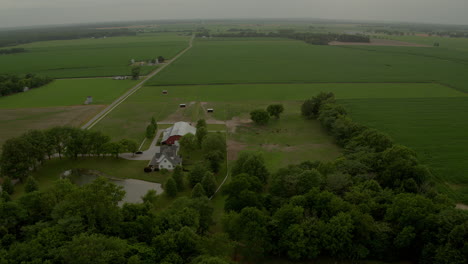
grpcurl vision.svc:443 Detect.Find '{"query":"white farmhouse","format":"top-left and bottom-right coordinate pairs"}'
top-left (149, 145), bottom-right (182, 170)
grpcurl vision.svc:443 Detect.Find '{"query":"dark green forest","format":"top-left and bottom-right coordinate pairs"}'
top-left (0, 27), bottom-right (136, 48)
top-left (206, 30), bottom-right (370, 45)
top-left (0, 48), bottom-right (26, 55)
top-left (1, 93), bottom-right (467, 263)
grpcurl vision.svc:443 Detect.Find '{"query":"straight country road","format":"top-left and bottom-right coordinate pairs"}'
top-left (81, 34), bottom-right (195, 130)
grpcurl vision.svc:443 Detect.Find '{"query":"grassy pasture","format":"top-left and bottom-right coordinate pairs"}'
top-left (0, 33), bottom-right (189, 78)
top-left (92, 82), bottom-right (459, 171)
top-left (228, 103), bottom-right (342, 171)
top-left (0, 105), bottom-right (104, 147)
top-left (92, 82), bottom-right (461, 142)
top-left (148, 38), bottom-right (468, 92)
top-left (343, 97), bottom-right (468, 203)
top-left (0, 78), bottom-right (137, 108)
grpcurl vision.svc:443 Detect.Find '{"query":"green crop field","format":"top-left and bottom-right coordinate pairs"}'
top-left (388, 35), bottom-right (468, 52)
top-left (0, 78), bottom-right (137, 108)
top-left (148, 38), bottom-right (468, 92)
top-left (0, 33), bottom-right (189, 78)
top-left (343, 97), bottom-right (468, 203)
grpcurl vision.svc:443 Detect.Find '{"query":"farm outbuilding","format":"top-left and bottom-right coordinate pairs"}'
top-left (84, 96), bottom-right (93, 105)
top-left (161, 121), bottom-right (196, 145)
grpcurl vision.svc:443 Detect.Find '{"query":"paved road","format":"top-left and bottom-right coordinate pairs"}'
top-left (81, 35), bottom-right (195, 130)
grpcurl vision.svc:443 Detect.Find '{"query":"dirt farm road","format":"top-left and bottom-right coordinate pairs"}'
top-left (81, 34), bottom-right (195, 130)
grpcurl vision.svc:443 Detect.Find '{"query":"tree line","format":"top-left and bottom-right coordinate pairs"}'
top-left (0, 127), bottom-right (138, 184)
top-left (218, 93), bottom-right (468, 263)
top-left (0, 27), bottom-right (136, 47)
top-left (0, 74), bottom-right (53, 97)
top-left (250, 104), bottom-right (285, 125)
top-left (0, 176), bottom-right (233, 264)
top-left (209, 30), bottom-right (370, 45)
top-left (0, 47), bottom-right (26, 55)
top-left (168, 119), bottom-right (226, 199)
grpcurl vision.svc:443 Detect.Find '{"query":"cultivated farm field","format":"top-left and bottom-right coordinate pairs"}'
top-left (0, 78), bottom-right (138, 146)
top-left (0, 78), bottom-right (137, 108)
top-left (0, 33), bottom-right (190, 78)
top-left (148, 38), bottom-right (468, 92)
top-left (0, 105), bottom-right (104, 147)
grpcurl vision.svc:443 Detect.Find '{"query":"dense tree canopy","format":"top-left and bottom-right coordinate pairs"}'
top-left (250, 109), bottom-right (270, 125)
top-left (0, 127), bottom-right (139, 181)
top-left (266, 104), bottom-right (284, 119)
top-left (0, 177), bottom-right (230, 263)
top-left (0, 74), bottom-right (52, 97)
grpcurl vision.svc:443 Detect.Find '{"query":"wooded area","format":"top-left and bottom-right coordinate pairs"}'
top-left (0, 27), bottom-right (136, 47)
top-left (208, 30), bottom-right (370, 45)
top-left (0, 74), bottom-right (52, 97)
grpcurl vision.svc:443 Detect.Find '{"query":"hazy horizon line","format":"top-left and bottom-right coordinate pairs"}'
top-left (1, 17), bottom-right (468, 31)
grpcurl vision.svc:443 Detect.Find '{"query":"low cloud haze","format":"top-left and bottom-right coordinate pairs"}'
top-left (1, 0), bottom-right (468, 28)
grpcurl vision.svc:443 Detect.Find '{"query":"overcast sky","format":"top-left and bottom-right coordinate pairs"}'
top-left (1, 0), bottom-right (468, 28)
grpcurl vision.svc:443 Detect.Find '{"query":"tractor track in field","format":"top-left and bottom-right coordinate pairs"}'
top-left (81, 34), bottom-right (195, 130)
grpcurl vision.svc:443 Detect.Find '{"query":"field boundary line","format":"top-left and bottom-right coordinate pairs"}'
top-left (147, 81), bottom-right (440, 87)
top-left (81, 34), bottom-right (195, 130)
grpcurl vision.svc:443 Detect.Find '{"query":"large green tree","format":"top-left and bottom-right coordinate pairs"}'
top-left (0, 137), bottom-right (33, 181)
top-left (24, 176), bottom-right (38, 193)
top-left (131, 66), bottom-right (141, 80)
top-left (250, 109), bottom-right (270, 125)
top-left (173, 166), bottom-right (185, 190)
top-left (266, 104), bottom-right (284, 119)
top-left (232, 152), bottom-right (269, 183)
top-left (201, 172), bottom-right (217, 198)
top-left (165, 177), bottom-right (178, 197)
top-left (60, 233), bottom-right (129, 264)
top-left (188, 164), bottom-right (208, 187)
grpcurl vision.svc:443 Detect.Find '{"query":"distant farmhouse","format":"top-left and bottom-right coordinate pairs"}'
top-left (84, 96), bottom-right (93, 104)
top-left (161, 121), bottom-right (196, 145)
top-left (147, 122), bottom-right (196, 171)
top-left (150, 145), bottom-right (182, 170)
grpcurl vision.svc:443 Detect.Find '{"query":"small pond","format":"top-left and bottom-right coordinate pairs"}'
top-left (62, 169), bottom-right (163, 205)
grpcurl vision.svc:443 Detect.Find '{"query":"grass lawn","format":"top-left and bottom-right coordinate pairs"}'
top-left (0, 33), bottom-right (190, 78)
top-left (12, 157), bottom-right (169, 199)
top-left (342, 97), bottom-right (468, 203)
top-left (148, 38), bottom-right (468, 92)
top-left (228, 103), bottom-right (341, 171)
top-left (0, 78), bottom-right (137, 108)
